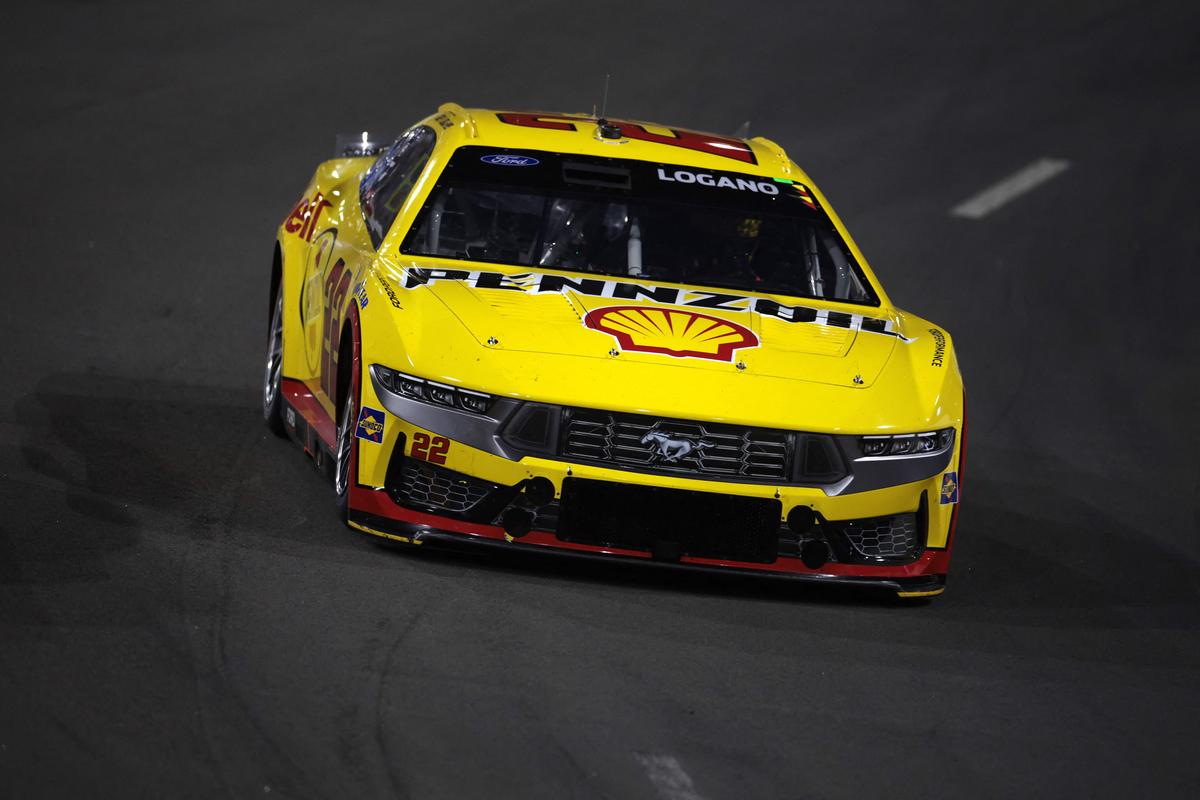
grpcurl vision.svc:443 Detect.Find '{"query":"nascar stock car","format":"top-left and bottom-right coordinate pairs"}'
top-left (262, 104), bottom-right (965, 598)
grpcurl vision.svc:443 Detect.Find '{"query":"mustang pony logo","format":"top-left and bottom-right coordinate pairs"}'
top-left (641, 431), bottom-right (713, 463)
top-left (584, 305), bottom-right (759, 361)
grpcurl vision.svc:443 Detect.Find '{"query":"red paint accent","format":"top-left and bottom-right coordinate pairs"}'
top-left (412, 432), bottom-right (450, 465)
top-left (347, 485), bottom-right (952, 580)
top-left (301, 197), bottom-right (331, 241)
top-left (946, 392), bottom-right (967, 550)
top-left (615, 121), bottom-right (755, 164)
top-left (494, 113), bottom-right (756, 164)
top-left (584, 305), bottom-right (758, 362)
top-left (346, 302), bottom-right (362, 489)
top-left (321, 259), bottom-right (352, 398)
top-left (285, 192), bottom-right (332, 241)
top-left (284, 199), bottom-right (305, 233)
top-left (281, 378), bottom-right (335, 447)
top-left (495, 112), bottom-right (578, 131)
top-left (427, 436), bottom-right (450, 464)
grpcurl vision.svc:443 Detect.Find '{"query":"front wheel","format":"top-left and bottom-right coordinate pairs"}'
top-left (334, 351), bottom-right (358, 522)
top-left (262, 285), bottom-right (286, 436)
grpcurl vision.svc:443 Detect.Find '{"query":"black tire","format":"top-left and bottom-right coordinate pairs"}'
top-left (262, 284), bottom-right (286, 437)
top-left (334, 333), bottom-right (358, 523)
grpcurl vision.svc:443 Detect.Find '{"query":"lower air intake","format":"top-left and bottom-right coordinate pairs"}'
top-left (397, 459), bottom-right (491, 514)
top-left (826, 513), bottom-right (921, 561)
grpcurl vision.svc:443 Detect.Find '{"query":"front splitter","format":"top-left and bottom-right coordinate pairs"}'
top-left (347, 509), bottom-right (947, 598)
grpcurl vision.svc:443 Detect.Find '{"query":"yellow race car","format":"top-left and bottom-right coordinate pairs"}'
top-left (264, 104), bottom-right (965, 598)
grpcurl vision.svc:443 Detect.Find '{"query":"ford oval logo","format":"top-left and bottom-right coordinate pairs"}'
top-left (481, 154), bottom-right (539, 167)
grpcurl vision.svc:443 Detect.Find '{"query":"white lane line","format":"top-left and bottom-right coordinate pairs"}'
top-left (636, 753), bottom-right (705, 800)
top-left (951, 158), bottom-right (1070, 219)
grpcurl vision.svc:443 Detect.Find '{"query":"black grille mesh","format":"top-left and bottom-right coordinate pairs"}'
top-left (828, 513), bottom-right (920, 560)
top-left (399, 459), bottom-right (491, 513)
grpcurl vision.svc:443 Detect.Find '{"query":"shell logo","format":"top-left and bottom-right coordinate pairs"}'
top-left (583, 305), bottom-right (759, 361)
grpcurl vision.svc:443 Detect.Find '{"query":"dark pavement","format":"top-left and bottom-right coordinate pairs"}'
top-left (2, 1), bottom-right (1198, 797)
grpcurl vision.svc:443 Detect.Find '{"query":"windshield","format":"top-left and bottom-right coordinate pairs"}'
top-left (400, 146), bottom-right (879, 305)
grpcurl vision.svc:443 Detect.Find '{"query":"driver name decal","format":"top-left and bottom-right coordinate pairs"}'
top-left (656, 168), bottom-right (780, 195)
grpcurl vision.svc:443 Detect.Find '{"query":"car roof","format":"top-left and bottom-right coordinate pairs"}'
top-left (430, 103), bottom-right (807, 183)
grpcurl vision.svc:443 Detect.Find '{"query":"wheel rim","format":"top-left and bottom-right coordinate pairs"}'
top-left (335, 392), bottom-right (354, 497)
top-left (262, 291), bottom-right (283, 415)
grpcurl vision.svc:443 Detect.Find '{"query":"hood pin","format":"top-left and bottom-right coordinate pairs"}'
top-left (736, 361), bottom-right (746, 371)
top-left (487, 337), bottom-right (499, 346)
top-left (853, 374), bottom-right (864, 385)
top-left (609, 348), bottom-right (620, 357)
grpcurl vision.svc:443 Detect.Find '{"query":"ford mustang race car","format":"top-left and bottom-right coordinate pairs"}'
top-left (263, 104), bottom-right (965, 598)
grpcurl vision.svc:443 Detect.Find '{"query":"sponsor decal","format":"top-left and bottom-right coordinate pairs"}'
top-left (495, 112), bottom-right (757, 164)
top-left (320, 258), bottom-right (354, 399)
top-left (480, 154), bottom-right (540, 167)
top-left (353, 280), bottom-right (369, 309)
top-left (411, 432), bottom-right (449, 465)
top-left (400, 267), bottom-right (912, 341)
top-left (929, 327), bottom-right (946, 367)
top-left (375, 272), bottom-right (403, 309)
top-left (355, 406), bottom-right (385, 443)
top-left (285, 191), bottom-right (333, 242)
top-left (656, 168), bottom-right (779, 195)
top-left (641, 431), bottom-right (712, 463)
top-left (792, 184), bottom-right (817, 210)
top-left (285, 407), bottom-right (296, 428)
top-left (584, 305), bottom-right (758, 361)
top-left (940, 471), bottom-right (959, 504)
top-left (433, 112), bottom-right (454, 129)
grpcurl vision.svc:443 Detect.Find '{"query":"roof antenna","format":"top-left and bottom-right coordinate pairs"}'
top-left (595, 73), bottom-right (622, 140)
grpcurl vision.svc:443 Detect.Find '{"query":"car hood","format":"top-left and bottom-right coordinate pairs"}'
top-left (364, 260), bottom-right (959, 434)
top-left (398, 263), bottom-right (899, 389)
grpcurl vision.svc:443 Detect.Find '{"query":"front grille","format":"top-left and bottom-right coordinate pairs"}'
top-left (826, 513), bottom-right (920, 561)
top-left (397, 459), bottom-right (492, 514)
top-left (561, 409), bottom-right (792, 482)
top-left (556, 478), bottom-right (782, 563)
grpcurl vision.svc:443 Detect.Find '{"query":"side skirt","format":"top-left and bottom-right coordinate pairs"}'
top-left (280, 377), bottom-right (336, 482)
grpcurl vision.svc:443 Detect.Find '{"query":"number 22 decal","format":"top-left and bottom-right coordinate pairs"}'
top-left (411, 432), bottom-right (450, 465)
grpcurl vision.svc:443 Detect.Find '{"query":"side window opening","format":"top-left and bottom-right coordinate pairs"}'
top-left (360, 126), bottom-right (436, 248)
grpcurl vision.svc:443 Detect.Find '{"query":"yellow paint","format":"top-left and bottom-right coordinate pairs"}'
top-left (277, 105), bottom-right (965, 551)
top-left (896, 587), bottom-right (946, 598)
top-left (348, 520), bottom-right (420, 545)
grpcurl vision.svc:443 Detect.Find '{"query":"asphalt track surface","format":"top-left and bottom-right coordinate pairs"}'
top-left (2, 2), bottom-right (1199, 798)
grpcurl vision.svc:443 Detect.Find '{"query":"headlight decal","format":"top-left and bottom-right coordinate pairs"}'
top-left (372, 365), bottom-right (493, 415)
top-left (859, 428), bottom-right (955, 459)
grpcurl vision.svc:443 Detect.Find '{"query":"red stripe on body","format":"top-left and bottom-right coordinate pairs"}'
top-left (281, 378), bottom-right (335, 447)
top-left (348, 484), bottom-right (951, 579)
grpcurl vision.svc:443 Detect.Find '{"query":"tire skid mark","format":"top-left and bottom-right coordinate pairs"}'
top-left (636, 753), bottom-right (705, 800)
top-left (183, 422), bottom-right (318, 798)
top-left (371, 600), bottom-right (434, 800)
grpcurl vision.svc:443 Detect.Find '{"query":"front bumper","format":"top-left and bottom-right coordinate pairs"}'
top-left (346, 491), bottom-right (950, 598)
top-left (348, 367), bottom-right (962, 598)
top-left (348, 428), bottom-right (958, 599)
